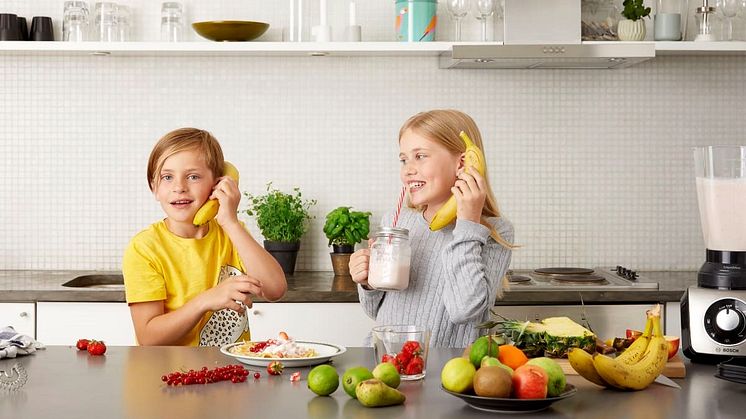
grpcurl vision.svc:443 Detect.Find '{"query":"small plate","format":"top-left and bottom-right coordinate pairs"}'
top-left (220, 341), bottom-right (346, 367)
top-left (441, 384), bottom-right (577, 413)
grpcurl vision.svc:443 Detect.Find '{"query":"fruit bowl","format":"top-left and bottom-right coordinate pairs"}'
top-left (192, 21), bottom-right (269, 42)
top-left (441, 384), bottom-right (577, 413)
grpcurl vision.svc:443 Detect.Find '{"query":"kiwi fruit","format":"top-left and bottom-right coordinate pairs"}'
top-left (473, 366), bottom-right (512, 398)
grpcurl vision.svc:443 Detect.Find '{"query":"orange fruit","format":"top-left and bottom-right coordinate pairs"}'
top-left (498, 344), bottom-right (529, 370)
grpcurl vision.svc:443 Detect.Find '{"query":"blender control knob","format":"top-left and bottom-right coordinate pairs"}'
top-left (716, 308), bottom-right (741, 332)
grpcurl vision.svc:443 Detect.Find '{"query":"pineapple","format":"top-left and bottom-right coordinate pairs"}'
top-left (495, 316), bottom-right (596, 358)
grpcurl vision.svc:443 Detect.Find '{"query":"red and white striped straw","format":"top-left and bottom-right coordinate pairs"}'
top-left (392, 186), bottom-right (406, 228)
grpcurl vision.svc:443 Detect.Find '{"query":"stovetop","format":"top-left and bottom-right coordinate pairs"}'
top-left (507, 267), bottom-right (659, 291)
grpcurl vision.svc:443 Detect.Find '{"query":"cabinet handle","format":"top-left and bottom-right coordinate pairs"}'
top-left (19, 312), bottom-right (29, 318)
top-left (252, 310), bottom-right (261, 315)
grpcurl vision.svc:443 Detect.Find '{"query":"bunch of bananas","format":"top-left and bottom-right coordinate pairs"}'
top-left (568, 304), bottom-right (669, 391)
top-left (192, 161), bottom-right (240, 226)
top-left (429, 131), bottom-right (486, 231)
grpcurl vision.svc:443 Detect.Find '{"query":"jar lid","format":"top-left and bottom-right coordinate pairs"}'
top-left (373, 227), bottom-right (409, 239)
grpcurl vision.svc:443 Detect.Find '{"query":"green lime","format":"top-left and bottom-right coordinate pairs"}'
top-left (469, 336), bottom-right (500, 368)
top-left (342, 366), bottom-right (374, 398)
top-left (307, 364), bottom-right (340, 396)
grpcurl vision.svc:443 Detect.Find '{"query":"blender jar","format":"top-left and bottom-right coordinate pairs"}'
top-left (694, 146), bottom-right (746, 251)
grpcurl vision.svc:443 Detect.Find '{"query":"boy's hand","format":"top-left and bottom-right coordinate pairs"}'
top-left (211, 176), bottom-right (241, 227)
top-left (453, 168), bottom-right (486, 224)
top-left (349, 245), bottom-right (371, 287)
top-left (202, 274), bottom-right (262, 313)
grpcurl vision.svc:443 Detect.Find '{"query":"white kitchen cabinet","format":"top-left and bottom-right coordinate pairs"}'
top-left (665, 302), bottom-right (682, 337)
top-left (247, 302), bottom-right (376, 347)
top-left (36, 302), bottom-right (137, 346)
top-left (0, 302), bottom-right (35, 338)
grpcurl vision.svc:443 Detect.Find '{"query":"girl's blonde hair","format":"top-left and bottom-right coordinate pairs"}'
top-left (399, 109), bottom-right (514, 249)
top-left (147, 128), bottom-right (224, 191)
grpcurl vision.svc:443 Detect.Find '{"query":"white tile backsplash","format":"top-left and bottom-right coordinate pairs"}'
top-left (0, 1), bottom-right (740, 272)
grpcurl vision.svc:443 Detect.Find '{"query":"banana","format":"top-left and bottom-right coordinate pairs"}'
top-left (592, 305), bottom-right (669, 391)
top-left (567, 348), bottom-right (610, 387)
top-left (616, 315), bottom-right (653, 365)
top-left (429, 131), bottom-right (487, 231)
top-left (192, 161), bottom-right (240, 226)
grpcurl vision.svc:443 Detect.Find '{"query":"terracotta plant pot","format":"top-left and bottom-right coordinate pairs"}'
top-left (330, 252), bottom-right (352, 277)
top-left (617, 19), bottom-right (646, 41)
top-left (263, 240), bottom-right (300, 275)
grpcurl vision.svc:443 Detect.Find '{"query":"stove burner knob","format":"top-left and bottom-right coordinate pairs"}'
top-left (716, 308), bottom-right (742, 332)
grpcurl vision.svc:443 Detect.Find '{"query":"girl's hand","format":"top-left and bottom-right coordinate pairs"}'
top-left (211, 176), bottom-right (241, 227)
top-left (201, 274), bottom-right (262, 313)
top-left (452, 168), bottom-right (486, 224)
top-left (349, 248), bottom-right (371, 286)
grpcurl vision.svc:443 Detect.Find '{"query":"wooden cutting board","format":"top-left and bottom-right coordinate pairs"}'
top-left (555, 355), bottom-right (686, 378)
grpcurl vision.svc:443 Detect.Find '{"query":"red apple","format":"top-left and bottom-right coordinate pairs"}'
top-left (665, 335), bottom-right (680, 360)
top-left (626, 329), bottom-right (643, 342)
top-left (512, 365), bottom-right (549, 399)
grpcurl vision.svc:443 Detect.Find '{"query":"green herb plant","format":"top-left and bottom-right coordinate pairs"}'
top-left (621, 0), bottom-right (651, 21)
top-left (243, 183), bottom-right (316, 243)
top-left (323, 206), bottom-right (372, 247)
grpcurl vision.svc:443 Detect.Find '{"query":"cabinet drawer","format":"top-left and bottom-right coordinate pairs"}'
top-left (247, 302), bottom-right (375, 347)
top-left (37, 302), bottom-right (136, 345)
top-left (0, 302), bottom-right (35, 338)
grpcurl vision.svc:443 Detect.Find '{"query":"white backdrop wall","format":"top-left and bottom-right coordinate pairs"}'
top-left (0, 1), bottom-right (740, 272)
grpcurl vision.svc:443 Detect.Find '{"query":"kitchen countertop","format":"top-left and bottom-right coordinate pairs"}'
top-left (0, 270), bottom-right (697, 305)
top-left (1, 346), bottom-right (742, 419)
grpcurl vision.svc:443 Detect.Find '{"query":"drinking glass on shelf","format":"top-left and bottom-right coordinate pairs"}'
top-left (716, 0), bottom-right (739, 40)
top-left (161, 2), bottom-right (184, 42)
top-left (473, 0), bottom-right (496, 42)
top-left (117, 4), bottom-right (131, 41)
top-left (446, 0), bottom-right (470, 41)
top-left (94, 2), bottom-right (118, 42)
top-left (63, 1), bottom-right (89, 42)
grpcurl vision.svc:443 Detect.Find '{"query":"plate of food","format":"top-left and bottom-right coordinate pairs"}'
top-left (220, 332), bottom-right (346, 367)
top-left (441, 384), bottom-right (577, 413)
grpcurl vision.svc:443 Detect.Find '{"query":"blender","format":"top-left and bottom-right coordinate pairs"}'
top-left (682, 146), bottom-right (746, 363)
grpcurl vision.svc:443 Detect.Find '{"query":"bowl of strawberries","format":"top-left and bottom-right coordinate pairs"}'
top-left (372, 325), bottom-right (430, 380)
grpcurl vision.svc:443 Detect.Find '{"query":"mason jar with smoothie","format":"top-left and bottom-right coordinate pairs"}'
top-left (368, 227), bottom-right (411, 291)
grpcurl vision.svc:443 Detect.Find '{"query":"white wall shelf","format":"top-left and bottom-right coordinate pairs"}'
top-left (2, 40), bottom-right (746, 59)
top-left (655, 41), bottom-right (746, 55)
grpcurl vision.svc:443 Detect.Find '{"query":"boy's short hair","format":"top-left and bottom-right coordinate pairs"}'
top-left (147, 128), bottom-right (225, 191)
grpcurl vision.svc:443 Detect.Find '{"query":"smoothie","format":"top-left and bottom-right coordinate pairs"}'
top-left (696, 177), bottom-right (746, 251)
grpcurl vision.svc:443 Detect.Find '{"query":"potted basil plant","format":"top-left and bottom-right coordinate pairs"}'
top-left (618, 0), bottom-right (650, 41)
top-left (323, 206), bottom-right (371, 277)
top-left (243, 183), bottom-right (316, 275)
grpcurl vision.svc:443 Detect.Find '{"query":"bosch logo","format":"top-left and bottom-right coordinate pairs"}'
top-left (722, 348), bottom-right (740, 353)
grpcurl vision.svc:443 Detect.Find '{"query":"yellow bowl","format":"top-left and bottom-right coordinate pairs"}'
top-left (192, 21), bottom-right (269, 42)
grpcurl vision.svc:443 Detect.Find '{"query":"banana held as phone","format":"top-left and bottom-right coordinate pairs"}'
top-left (192, 161), bottom-right (240, 226)
top-left (429, 131), bottom-right (486, 231)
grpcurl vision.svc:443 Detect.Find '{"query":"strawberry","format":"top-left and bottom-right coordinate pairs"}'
top-left (401, 340), bottom-right (422, 357)
top-left (395, 351), bottom-right (412, 370)
top-left (381, 354), bottom-right (396, 365)
top-left (75, 339), bottom-right (90, 351)
top-left (404, 356), bottom-right (424, 375)
top-left (267, 361), bottom-right (284, 375)
top-left (87, 340), bottom-right (106, 356)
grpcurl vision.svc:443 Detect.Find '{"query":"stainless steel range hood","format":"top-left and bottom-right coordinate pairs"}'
top-left (440, 43), bottom-right (656, 70)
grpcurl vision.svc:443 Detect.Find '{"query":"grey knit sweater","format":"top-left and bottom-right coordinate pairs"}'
top-left (358, 208), bottom-right (514, 348)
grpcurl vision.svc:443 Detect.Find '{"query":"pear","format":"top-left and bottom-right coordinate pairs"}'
top-left (355, 379), bottom-right (406, 407)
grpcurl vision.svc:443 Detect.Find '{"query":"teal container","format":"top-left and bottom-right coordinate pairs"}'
top-left (395, 0), bottom-right (437, 42)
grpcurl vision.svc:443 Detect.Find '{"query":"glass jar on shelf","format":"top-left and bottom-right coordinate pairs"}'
top-left (581, 0), bottom-right (620, 41)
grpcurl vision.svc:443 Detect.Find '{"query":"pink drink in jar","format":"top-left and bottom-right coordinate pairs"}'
top-left (368, 227), bottom-right (411, 291)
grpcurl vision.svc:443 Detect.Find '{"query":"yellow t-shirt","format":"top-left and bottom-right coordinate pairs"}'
top-left (122, 219), bottom-right (250, 346)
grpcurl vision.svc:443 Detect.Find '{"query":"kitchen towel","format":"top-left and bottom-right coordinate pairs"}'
top-left (0, 326), bottom-right (45, 359)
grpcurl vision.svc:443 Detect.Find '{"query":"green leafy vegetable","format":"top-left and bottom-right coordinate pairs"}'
top-left (323, 206), bottom-right (371, 246)
top-left (243, 183), bottom-right (316, 243)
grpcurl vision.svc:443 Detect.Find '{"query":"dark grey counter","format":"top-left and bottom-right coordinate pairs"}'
top-left (1, 346), bottom-right (742, 419)
top-left (0, 270), bottom-right (696, 305)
